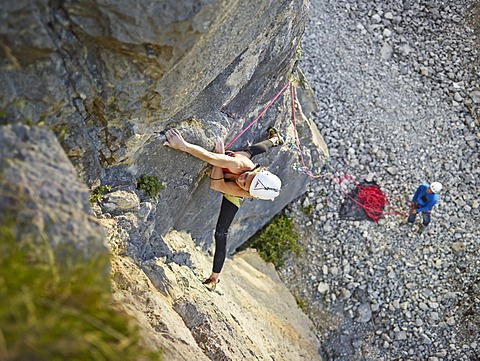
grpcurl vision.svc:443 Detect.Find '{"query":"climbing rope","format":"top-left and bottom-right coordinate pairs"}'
top-left (356, 185), bottom-right (387, 222)
top-left (287, 81), bottom-right (407, 221)
top-left (337, 175), bottom-right (408, 221)
top-left (289, 82), bottom-right (329, 179)
top-left (221, 74), bottom-right (407, 222)
top-left (333, 175), bottom-right (388, 222)
top-left (225, 81), bottom-right (291, 150)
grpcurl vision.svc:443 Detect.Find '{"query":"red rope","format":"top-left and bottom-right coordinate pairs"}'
top-left (331, 175), bottom-right (407, 222)
top-left (356, 185), bottom-right (387, 222)
top-left (225, 81), bottom-right (291, 150)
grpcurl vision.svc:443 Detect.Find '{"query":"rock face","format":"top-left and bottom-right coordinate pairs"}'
top-left (0, 0), bottom-right (326, 359)
top-left (0, 124), bottom-right (107, 262)
top-left (0, 123), bottom-right (322, 360)
top-left (0, 0), bottom-right (326, 256)
top-left (109, 229), bottom-right (321, 360)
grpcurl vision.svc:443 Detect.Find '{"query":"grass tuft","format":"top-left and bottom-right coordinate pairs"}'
top-left (294, 295), bottom-right (308, 312)
top-left (89, 184), bottom-right (112, 204)
top-left (0, 218), bottom-right (162, 361)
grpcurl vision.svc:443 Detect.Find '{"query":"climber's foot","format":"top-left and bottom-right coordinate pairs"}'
top-left (202, 277), bottom-right (219, 291)
top-left (267, 127), bottom-right (283, 146)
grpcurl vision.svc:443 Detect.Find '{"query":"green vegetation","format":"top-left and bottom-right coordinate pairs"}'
top-left (0, 219), bottom-right (162, 361)
top-left (136, 174), bottom-right (163, 199)
top-left (294, 295), bottom-right (308, 312)
top-left (301, 204), bottom-right (314, 216)
top-left (90, 184), bottom-right (112, 204)
top-left (249, 213), bottom-right (301, 267)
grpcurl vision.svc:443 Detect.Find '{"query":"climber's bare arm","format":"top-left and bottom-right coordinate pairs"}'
top-left (164, 128), bottom-right (251, 171)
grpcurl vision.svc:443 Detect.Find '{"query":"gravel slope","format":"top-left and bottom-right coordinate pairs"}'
top-left (280, 1), bottom-right (480, 360)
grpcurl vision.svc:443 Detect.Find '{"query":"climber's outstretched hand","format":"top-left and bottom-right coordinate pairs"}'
top-left (164, 128), bottom-right (188, 151)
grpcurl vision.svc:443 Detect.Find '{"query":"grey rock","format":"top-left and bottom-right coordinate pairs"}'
top-left (451, 241), bottom-right (466, 256)
top-left (454, 92), bottom-right (464, 102)
top-left (138, 202), bottom-right (154, 220)
top-left (395, 330), bottom-right (407, 341)
top-left (372, 14), bottom-right (382, 23)
top-left (317, 282), bottom-right (330, 293)
top-left (384, 12), bottom-right (394, 20)
top-left (381, 42), bottom-right (393, 60)
top-left (339, 288), bottom-right (352, 300)
top-left (399, 43), bottom-right (414, 56)
top-left (469, 90), bottom-right (480, 103)
top-left (386, 166), bottom-right (398, 175)
top-left (387, 270), bottom-right (396, 279)
top-left (103, 190), bottom-right (140, 212)
top-left (0, 124), bottom-right (107, 262)
top-left (366, 172), bottom-right (375, 182)
top-left (421, 334), bottom-right (433, 345)
top-left (419, 66), bottom-right (429, 76)
top-left (356, 303), bottom-right (372, 323)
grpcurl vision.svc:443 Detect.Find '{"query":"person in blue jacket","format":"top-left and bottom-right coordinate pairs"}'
top-left (408, 182), bottom-right (442, 228)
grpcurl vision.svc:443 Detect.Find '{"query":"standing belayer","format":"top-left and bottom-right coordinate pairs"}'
top-left (164, 127), bottom-right (283, 290)
top-left (407, 182), bottom-right (442, 231)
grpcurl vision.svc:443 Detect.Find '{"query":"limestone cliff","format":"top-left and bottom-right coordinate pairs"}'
top-left (1, 0), bottom-right (327, 255)
top-left (0, 0), bottom-right (326, 359)
top-left (108, 229), bottom-right (321, 360)
top-left (0, 123), bottom-right (322, 359)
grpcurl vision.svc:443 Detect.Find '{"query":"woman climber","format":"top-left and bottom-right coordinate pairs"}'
top-left (164, 127), bottom-right (282, 291)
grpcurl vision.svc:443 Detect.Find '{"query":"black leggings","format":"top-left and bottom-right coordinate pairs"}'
top-left (241, 139), bottom-right (275, 158)
top-left (212, 138), bottom-right (275, 274)
top-left (213, 196), bottom-right (240, 273)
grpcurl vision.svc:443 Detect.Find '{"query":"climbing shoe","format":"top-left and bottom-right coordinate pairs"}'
top-left (267, 127), bottom-right (283, 146)
top-left (202, 277), bottom-right (219, 291)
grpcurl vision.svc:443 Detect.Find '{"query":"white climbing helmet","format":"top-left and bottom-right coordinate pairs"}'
top-left (249, 170), bottom-right (282, 200)
top-left (430, 182), bottom-right (442, 193)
